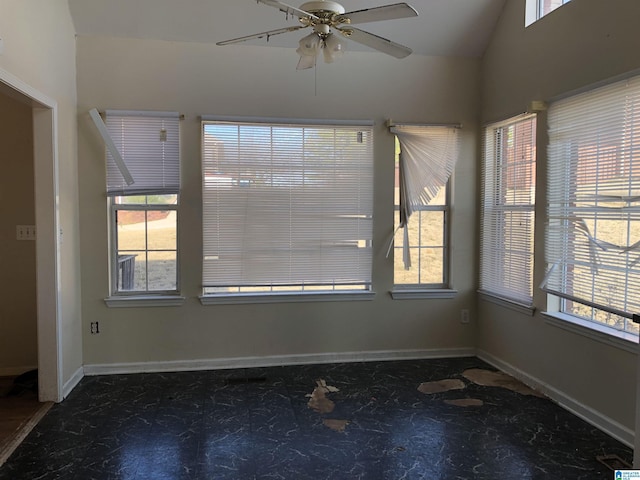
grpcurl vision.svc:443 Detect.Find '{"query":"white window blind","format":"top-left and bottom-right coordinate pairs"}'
top-left (388, 124), bottom-right (460, 269)
top-left (105, 110), bottom-right (180, 197)
top-left (202, 120), bottom-right (373, 291)
top-left (480, 114), bottom-right (537, 305)
top-left (545, 76), bottom-right (640, 320)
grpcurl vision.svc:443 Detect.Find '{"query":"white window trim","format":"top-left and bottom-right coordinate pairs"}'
top-left (104, 110), bottom-right (181, 298)
top-left (199, 291), bottom-right (375, 306)
top-left (480, 113), bottom-right (537, 307)
top-left (105, 295), bottom-right (186, 308)
top-left (391, 199), bottom-right (451, 290)
top-left (390, 288), bottom-right (457, 300)
top-left (201, 117), bottom-right (374, 298)
top-left (544, 75), bottom-right (640, 336)
top-left (110, 201), bottom-right (180, 296)
top-left (389, 123), bottom-right (460, 290)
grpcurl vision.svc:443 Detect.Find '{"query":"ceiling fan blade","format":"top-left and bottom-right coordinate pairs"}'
top-left (337, 26), bottom-right (412, 59)
top-left (256, 0), bottom-right (320, 21)
top-left (216, 25), bottom-right (306, 46)
top-left (339, 3), bottom-right (418, 25)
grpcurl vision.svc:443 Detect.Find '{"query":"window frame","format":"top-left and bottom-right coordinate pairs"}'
top-left (101, 110), bottom-right (183, 305)
top-left (480, 113), bottom-right (537, 310)
top-left (525, 0), bottom-right (571, 26)
top-left (388, 124), bottom-right (460, 299)
top-left (110, 196), bottom-right (180, 297)
top-left (200, 117), bottom-right (375, 304)
top-left (392, 176), bottom-right (452, 291)
top-left (538, 0), bottom-right (571, 18)
top-left (544, 75), bottom-right (640, 339)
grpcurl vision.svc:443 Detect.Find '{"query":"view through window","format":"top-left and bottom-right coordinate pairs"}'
top-left (393, 138), bottom-right (448, 287)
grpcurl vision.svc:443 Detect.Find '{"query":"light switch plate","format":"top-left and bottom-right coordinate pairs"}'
top-left (16, 225), bottom-right (36, 240)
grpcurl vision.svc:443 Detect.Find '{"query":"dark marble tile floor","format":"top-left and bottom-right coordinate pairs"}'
top-left (0, 357), bottom-right (632, 479)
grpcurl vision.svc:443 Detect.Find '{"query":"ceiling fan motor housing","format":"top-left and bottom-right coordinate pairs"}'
top-left (299, 1), bottom-right (346, 15)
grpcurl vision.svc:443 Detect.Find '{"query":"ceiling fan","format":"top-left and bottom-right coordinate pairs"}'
top-left (217, 0), bottom-right (418, 70)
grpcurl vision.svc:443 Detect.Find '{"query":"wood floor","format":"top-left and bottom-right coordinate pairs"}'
top-left (0, 376), bottom-right (51, 466)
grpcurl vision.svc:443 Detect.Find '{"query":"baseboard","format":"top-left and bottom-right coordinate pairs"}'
top-left (0, 366), bottom-right (37, 377)
top-left (83, 347), bottom-right (476, 376)
top-left (477, 349), bottom-right (635, 448)
top-left (62, 366), bottom-right (84, 400)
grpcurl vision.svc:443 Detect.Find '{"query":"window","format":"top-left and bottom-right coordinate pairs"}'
top-left (389, 126), bottom-right (460, 290)
top-left (545, 76), bottom-right (640, 336)
top-left (105, 111), bottom-right (180, 295)
top-left (539, 0), bottom-right (571, 17)
top-left (480, 115), bottom-right (537, 306)
top-left (201, 119), bottom-right (373, 297)
top-left (525, 0), bottom-right (571, 25)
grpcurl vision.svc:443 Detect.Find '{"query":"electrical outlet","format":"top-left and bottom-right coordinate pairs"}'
top-left (90, 322), bottom-right (100, 334)
top-left (460, 309), bottom-right (470, 324)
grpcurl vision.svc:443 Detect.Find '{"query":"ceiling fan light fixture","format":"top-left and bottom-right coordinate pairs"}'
top-left (296, 31), bottom-right (321, 57)
top-left (296, 53), bottom-right (317, 70)
top-left (323, 32), bottom-right (345, 63)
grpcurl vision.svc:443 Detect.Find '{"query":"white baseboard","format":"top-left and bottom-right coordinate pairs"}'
top-left (0, 366), bottom-right (37, 377)
top-left (477, 349), bottom-right (634, 448)
top-left (83, 347), bottom-right (476, 376)
top-left (62, 366), bottom-right (84, 400)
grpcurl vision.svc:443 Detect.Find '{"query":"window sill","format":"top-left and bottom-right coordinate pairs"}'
top-left (104, 295), bottom-right (186, 308)
top-left (390, 288), bottom-right (457, 300)
top-left (542, 311), bottom-right (638, 354)
top-left (199, 291), bottom-right (376, 305)
top-left (478, 291), bottom-right (536, 316)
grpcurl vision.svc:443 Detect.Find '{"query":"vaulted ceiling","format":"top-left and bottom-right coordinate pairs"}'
top-left (68, 0), bottom-right (507, 58)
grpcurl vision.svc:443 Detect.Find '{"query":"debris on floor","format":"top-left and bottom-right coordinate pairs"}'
top-left (462, 369), bottom-right (544, 397)
top-left (417, 368), bottom-right (544, 407)
top-left (417, 378), bottom-right (465, 394)
top-left (307, 379), bottom-right (339, 414)
top-left (322, 419), bottom-right (350, 432)
top-left (444, 398), bottom-right (484, 407)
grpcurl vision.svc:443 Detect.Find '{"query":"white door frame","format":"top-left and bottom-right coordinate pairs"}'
top-left (0, 67), bottom-right (62, 402)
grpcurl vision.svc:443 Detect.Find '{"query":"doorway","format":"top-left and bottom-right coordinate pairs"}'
top-left (0, 67), bottom-right (62, 404)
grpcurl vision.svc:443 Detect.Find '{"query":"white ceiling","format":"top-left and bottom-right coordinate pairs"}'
top-left (68, 0), bottom-right (506, 58)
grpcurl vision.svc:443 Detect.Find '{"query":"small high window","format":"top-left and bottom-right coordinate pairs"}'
top-left (525, 0), bottom-right (571, 26)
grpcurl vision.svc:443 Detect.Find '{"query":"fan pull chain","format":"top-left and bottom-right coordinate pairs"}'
top-left (314, 62), bottom-right (318, 97)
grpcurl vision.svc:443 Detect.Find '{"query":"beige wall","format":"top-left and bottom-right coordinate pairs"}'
top-left (76, 36), bottom-right (480, 366)
top-left (0, 93), bottom-right (37, 373)
top-left (479, 0), bottom-right (640, 438)
top-left (0, 0), bottom-right (81, 387)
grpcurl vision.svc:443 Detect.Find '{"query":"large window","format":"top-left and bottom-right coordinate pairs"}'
top-left (545, 76), bottom-right (640, 336)
top-left (201, 119), bottom-right (373, 297)
top-left (480, 115), bottom-right (537, 306)
top-left (105, 111), bottom-right (180, 295)
top-left (390, 126), bottom-right (460, 290)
